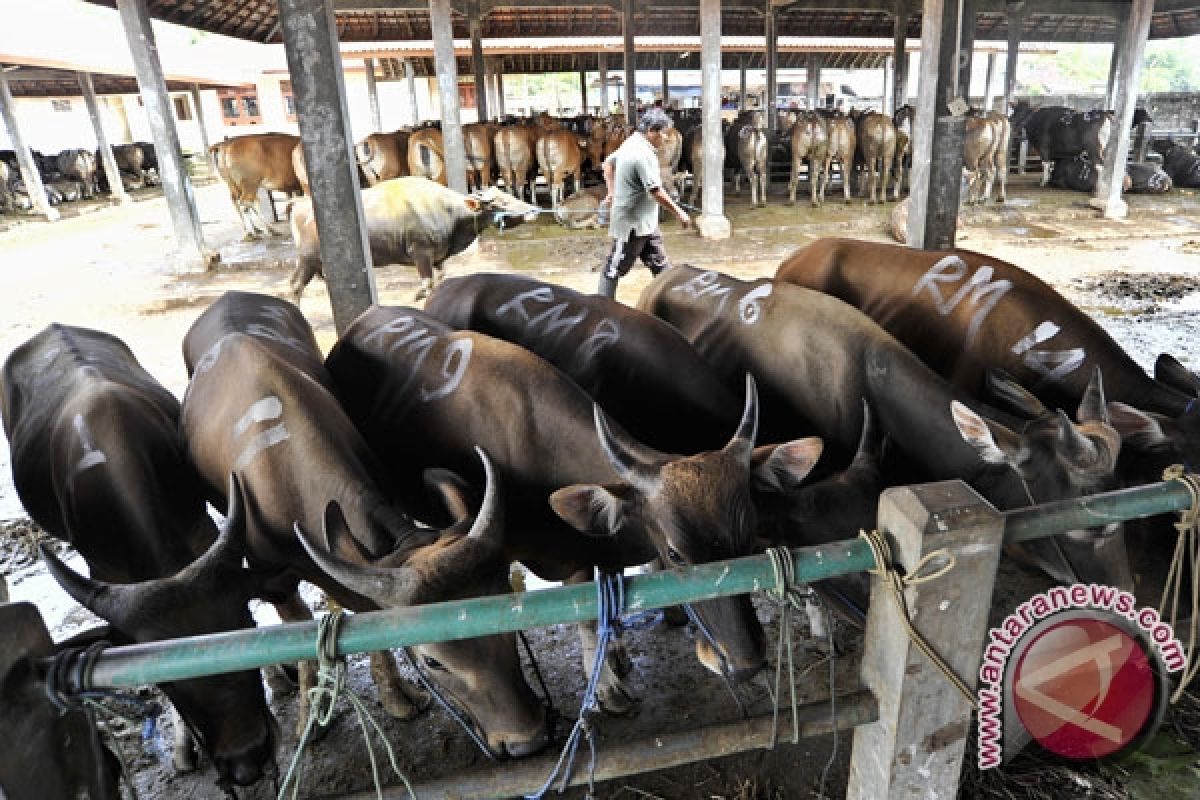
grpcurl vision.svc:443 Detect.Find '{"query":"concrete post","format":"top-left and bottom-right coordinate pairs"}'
top-left (364, 58), bottom-right (382, 132)
top-left (468, 4), bottom-right (488, 122)
top-left (1003, 8), bottom-right (1024, 114)
top-left (1092, 0), bottom-right (1154, 220)
top-left (1105, 2), bottom-right (1132, 110)
top-left (430, 0), bottom-right (468, 194)
top-left (78, 72), bottom-right (130, 205)
top-left (598, 52), bottom-right (609, 116)
top-left (958, 0), bottom-right (977, 103)
top-left (0, 73), bottom-right (59, 221)
top-left (983, 52), bottom-right (998, 113)
top-left (116, 0), bottom-right (210, 269)
top-left (739, 56), bottom-right (748, 111)
top-left (622, 0), bottom-right (636, 125)
top-left (906, 0), bottom-right (967, 250)
top-left (765, 7), bottom-right (778, 130)
top-left (807, 56), bottom-right (822, 111)
top-left (405, 60), bottom-right (420, 125)
top-left (278, 0), bottom-right (376, 332)
top-left (892, 0), bottom-right (910, 111)
top-left (698, 0), bottom-right (730, 240)
top-left (495, 63), bottom-right (506, 116)
top-left (846, 481), bottom-right (1003, 800)
top-left (579, 68), bottom-right (588, 115)
top-left (1133, 120), bottom-right (1151, 162)
top-left (661, 53), bottom-right (669, 106)
top-left (883, 56), bottom-right (893, 112)
top-left (189, 83), bottom-right (215, 174)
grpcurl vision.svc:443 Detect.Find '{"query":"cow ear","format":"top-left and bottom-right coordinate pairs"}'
top-left (463, 196), bottom-right (483, 213)
top-left (1107, 402), bottom-right (1170, 448)
top-left (322, 501), bottom-right (376, 565)
top-left (424, 467), bottom-right (476, 523)
top-left (952, 402), bottom-right (1020, 465)
top-left (1077, 367), bottom-right (1109, 425)
top-left (549, 485), bottom-right (624, 537)
top-left (750, 437), bottom-right (823, 493)
top-left (986, 369), bottom-right (1046, 419)
top-left (1154, 353), bottom-right (1200, 396)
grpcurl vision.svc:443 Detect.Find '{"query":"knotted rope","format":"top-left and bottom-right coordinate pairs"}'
top-left (1161, 465), bottom-right (1200, 703)
top-left (525, 569), bottom-right (625, 800)
top-left (857, 529), bottom-right (976, 709)
top-left (278, 611), bottom-right (414, 800)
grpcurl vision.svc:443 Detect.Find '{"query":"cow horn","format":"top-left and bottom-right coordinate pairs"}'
top-left (294, 513), bottom-right (425, 608)
top-left (1057, 409), bottom-right (1098, 463)
top-left (463, 446), bottom-right (502, 542)
top-left (594, 405), bottom-right (660, 494)
top-left (178, 472), bottom-right (247, 583)
top-left (723, 374), bottom-right (759, 464)
top-left (1077, 367), bottom-right (1109, 425)
top-left (39, 545), bottom-right (145, 624)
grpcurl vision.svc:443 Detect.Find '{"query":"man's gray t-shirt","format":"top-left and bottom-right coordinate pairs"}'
top-left (606, 132), bottom-right (661, 241)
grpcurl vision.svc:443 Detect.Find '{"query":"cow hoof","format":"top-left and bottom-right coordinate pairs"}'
top-left (380, 679), bottom-right (431, 720)
top-left (413, 286), bottom-right (431, 302)
top-left (597, 681), bottom-right (641, 717)
top-left (241, 233), bottom-right (260, 243)
top-left (263, 663), bottom-right (298, 699)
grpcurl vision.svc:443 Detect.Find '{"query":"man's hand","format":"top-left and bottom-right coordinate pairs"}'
top-left (675, 208), bottom-right (692, 229)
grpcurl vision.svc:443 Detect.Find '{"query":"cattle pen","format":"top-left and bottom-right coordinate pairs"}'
top-left (22, 472), bottom-right (1195, 800)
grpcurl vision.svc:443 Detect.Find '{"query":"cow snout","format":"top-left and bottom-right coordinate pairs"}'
top-left (498, 722), bottom-right (553, 759)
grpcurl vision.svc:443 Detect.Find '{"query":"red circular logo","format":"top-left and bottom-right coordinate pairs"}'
top-left (1012, 617), bottom-right (1157, 759)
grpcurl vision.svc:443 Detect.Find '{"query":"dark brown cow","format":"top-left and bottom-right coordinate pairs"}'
top-left (727, 111), bottom-right (769, 207)
top-left (680, 125), bottom-right (723, 208)
top-left (211, 133), bottom-right (302, 238)
top-left (357, 129), bottom-right (412, 186)
top-left (407, 127), bottom-right (446, 185)
top-left (289, 178), bottom-right (538, 302)
top-left (55, 149), bottom-right (97, 199)
top-left (179, 292), bottom-right (549, 757)
top-left (327, 306), bottom-right (822, 713)
top-left (493, 124), bottom-right (538, 202)
top-left (1, 324), bottom-right (277, 788)
top-left (891, 106), bottom-right (913, 198)
top-left (639, 265), bottom-right (1128, 590)
top-left (535, 128), bottom-right (584, 209)
top-left (1010, 103), bottom-right (1112, 187)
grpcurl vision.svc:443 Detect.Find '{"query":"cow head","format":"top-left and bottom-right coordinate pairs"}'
top-left (1105, 353), bottom-right (1200, 481)
top-left (549, 376), bottom-right (817, 685)
top-left (39, 475), bottom-right (277, 789)
top-left (294, 448), bottom-right (550, 759)
top-left (957, 368), bottom-right (1128, 589)
top-left (468, 186), bottom-right (540, 230)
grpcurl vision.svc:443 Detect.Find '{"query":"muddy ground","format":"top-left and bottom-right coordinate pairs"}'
top-left (2, 174), bottom-right (1200, 799)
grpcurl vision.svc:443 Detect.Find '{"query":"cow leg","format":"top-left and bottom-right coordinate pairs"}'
top-left (288, 252), bottom-right (322, 304)
top-left (272, 590), bottom-right (326, 737)
top-left (810, 158), bottom-right (821, 207)
top-left (881, 156), bottom-right (892, 203)
top-left (1040, 160), bottom-right (1053, 187)
top-left (842, 160), bottom-right (853, 204)
top-left (786, 159), bottom-right (799, 206)
top-left (369, 650), bottom-right (429, 720)
top-left (982, 162), bottom-right (997, 204)
top-left (413, 255), bottom-right (435, 301)
top-left (996, 158), bottom-right (1008, 203)
top-left (230, 190), bottom-right (260, 240)
top-left (246, 201), bottom-right (279, 238)
top-left (170, 705), bottom-right (198, 772)
top-left (758, 168), bottom-right (768, 207)
top-left (568, 569), bottom-right (637, 716)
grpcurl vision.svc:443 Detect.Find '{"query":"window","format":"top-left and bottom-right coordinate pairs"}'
top-left (173, 95), bottom-right (192, 121)
top-left (51, 99), bottom-right (72, 112)
top-left (243, 95), bottom-right (259, 117)
top-left (281, 80), bottom-right (296, 122)
top-left (217, 88), bottom-right (261, 126)
top-left (221, 96), bottom-right (240, 119)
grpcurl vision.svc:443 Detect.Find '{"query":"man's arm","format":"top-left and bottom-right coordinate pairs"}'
top-left (650, 186), bottom-right (691, 229)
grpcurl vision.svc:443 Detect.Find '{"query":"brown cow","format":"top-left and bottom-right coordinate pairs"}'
top-left (978, 110), bottom-right (1011, 203)
top-left (681, 125), bottom-right (723, 208)
top-left (493, 125), bottom-right (538, 202)
top-left (855, 112), bottom-right (896, 204)
top-left (728, 111), bottom-right (769, 207)
top-left (963, 115), bottom-right (998, 205)
top-left (211, 132), bottom-right (303, 238)
top-left (407, 127), bottom-right (446, 185)
top-left (787, 112), bottom-right (829, 207)
top-left (892, 105), bottom-right (913, 199)
top-left (356, 129), bottom-right (412, 186)
top-left (290, 142), bottom-right (309, 195)
top-left (819, 111), bottom-right (856, 205)
top-left (463, 122), bottom-right (495, 192)
top-left (654, 125), bottom-right (683, 200)
top-left (535, 129), bottom-right (584, 209)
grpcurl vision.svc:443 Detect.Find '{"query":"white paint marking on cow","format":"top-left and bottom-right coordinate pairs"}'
top-left (72, 414), bottom-right (107, 471)
top-left (233, 396), bottom-right (284, 438)
top-left (1010, 321), bottom-right (1087, 385)
top-left (193, 339), bottom-right (223, 375)
top-left (233, 424), bottom-right (289, 471)
top-left (737, 284), bottom-right (772, 325)
top-left (231, 396), bottom-right (289, 470)
top-left (420, 339), bottom-right (473, 402)
top-left (671, 270), bottom-right (734, 317)
top-left (575, 318), bottom-right (620, 368)
top-left (244, 323), bottom-right (309, 354)
top-left (911, 255), bottom-right (1013, 348)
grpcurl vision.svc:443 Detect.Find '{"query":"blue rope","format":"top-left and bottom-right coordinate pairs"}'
top-left (526, 569), bottom-right (625, 800)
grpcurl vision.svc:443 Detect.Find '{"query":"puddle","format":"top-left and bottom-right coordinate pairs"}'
top-left (996, 224), bottom-right (1059, 239)
top-left (1006, 197), bottom-right (1038, 208)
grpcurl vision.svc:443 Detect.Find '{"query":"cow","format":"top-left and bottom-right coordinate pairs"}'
top-left (892, 106), bottom-right (913, 198)
top-left (423, 273), bottom-right (742, 455)
top-left (535, 128), bottom-right (584, 209)
top-left (1010, 102), bottom-right (1111, 187)
top-left (290, 141), bottom-right (309, 195)
top-left (855, 112), bottom-right (897, 204)
top-left (493, 124), bottom-right (538, 202)
top-left (679, 124), bottom-right (723, 208)
top-left (357, 129), bottom-right (412, 186)
top-left (1048, 154), bottom-right (1133, 193)
top-left (0, 159), bottom-right (13, 213)
top-left (210, 133), bottom-right (303, 239)
top-left (727, 111), bottom-right (769, 207)
top-left (96, 143), bottom-right (147, 193)
top-left (288, 178), bottom-right (539, 303)
top-left (1125, 161), bottom-right (1173, 194)
top-left (816, 110), bottom-right (856, 204)
top-left (1153, 140), bottom-right (1200, 188)
top-left (0, 324), bottom-right (278, 788)
top-left (179, 292), bottom-right (550, 757)
top-left (554, 185), bottom-right (606, 229)
top-left (786, 112), bottom-right (829, 207)
top-left (962, 115), bottom-right (998, 204)
top-left (326, 306), bottom-right (823, 713)
top-left (978, 110), bottom-right (1012, 203)
top-left (408, 127), bottom-right (446, 185)
top-left (55, 149), bottom-right (97, 199)
top-left (638, 265), bottom-right (1128, 590)
top-left (463, 122), bottom-right (496, 192)
top-left (655, 125), bottom-right (684, 200)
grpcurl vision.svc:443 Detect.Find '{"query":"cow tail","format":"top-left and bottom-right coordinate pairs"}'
top-left (419, 143), bottom-right (433, 176)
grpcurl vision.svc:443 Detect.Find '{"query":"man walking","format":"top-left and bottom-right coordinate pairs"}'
top-left (597, 108), bottom-right (691, 298)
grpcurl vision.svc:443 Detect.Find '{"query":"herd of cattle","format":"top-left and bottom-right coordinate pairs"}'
top-left (0, 142), bottom-right (161, 214)
top-left (2, 233), bottom-right (1196, 795)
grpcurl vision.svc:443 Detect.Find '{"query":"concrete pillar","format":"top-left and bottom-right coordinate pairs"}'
top-left (906, 0), bottom-right (967, 250)
top-left (698, 0), bottom-right (730, 240)
top-left (495, 62), bottom-right (506, 116)
top-left (364, 58), bottom-right (382, 132)
top-left (982, 52), bottom-right (998, 113)
top-left (78, 72), bottom-right (130, 205)
top-left (893, 0), bottom-right (910, 111)
top-left (579, 68), bottom-right (588, 115)
top-left (958, 0), bottom-right (977, 102)
top-left (405, 60), bottom-right (420, 125)
top-left (115, 0), bottom-right (209, 269)
top-left (189, 83), bottom-right (215, 174)
top-left (765, 8), bottom-right (778, 130)
top-left (883, 56), bottom-right (893, 112)
top-left (0, 73), bottom-right (59, 221)
top-left (846, 482), bottom-right (1003, 800)
top-left (807, 56), bottom-right (822, 110)
top-left (430, 0), bottom-right (468, 193)
top-left (1092, 0), bottom-right (1154, 219)
top-left (598, 52), bottom-right (609, 116)
top-left (739, 56), bottom-right (748, 111)
top-left (661, 53), bottom-right (669, 106)
top-left (278, 0), bottom-right (376, 332)
top-left (1003, 8), bottom-right (1024, 113)
top-left (1105, 2), bottom-right (1132, 110)
top-left (622, 0), bottom-right (636, 125)
top-left (469, 4), bottom-right (488, 122)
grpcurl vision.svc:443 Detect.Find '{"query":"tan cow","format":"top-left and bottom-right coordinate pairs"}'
top-left (407, 127), bottom-right (446, 185)
top-left (535, 129), bottom-right (584, 209)
top-left (819, 111), bottom-right (856, 205)
top-left (290, 142), bottom-right (309, 195)
top-left (463, 122), bottom-right (496, 192)
top-left (681, 125), bottom-right (724, 208)
top-left (210, 132), bottom-right (303, 239)
top-left (892, 105), bottom-right (913, 199)
top-left (655, 126), bottom-right (683, 200)
top-left (356, 129), bottom-right (411, 186)
top-left (855, 112), bottom-right (897, 204)
top-left (787, 112), bottom-right (829, 207)
top-left (494, 124), bottom-right (538, 202)
top-left (727, 111), bottom-right (769, 207)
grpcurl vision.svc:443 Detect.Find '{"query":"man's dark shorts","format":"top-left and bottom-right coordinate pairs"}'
top-left (602, 230), bottom-right (673, 280)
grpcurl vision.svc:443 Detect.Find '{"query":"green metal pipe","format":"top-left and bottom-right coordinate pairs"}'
top-left (1004, 478), bottom-right (1192, 544)
top-left (82, 538), bottom-right (875, 691)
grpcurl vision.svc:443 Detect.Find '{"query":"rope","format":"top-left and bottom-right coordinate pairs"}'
top-left (277, 611), bottom-right (414, 800)
top-left (857, 530), bottom-right (977, 709)
top-left (525, 569), bottom-right (625, 800)
top-left (1160, 465), bottom-right (1200, 703)
top-left (402, 647), bottom-right (497, 760)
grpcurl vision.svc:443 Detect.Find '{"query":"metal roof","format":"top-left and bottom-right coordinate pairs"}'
top-left (0, 66), bottom-right (241, 98)
top-left (80, 1), bottom-right (1200, 44)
